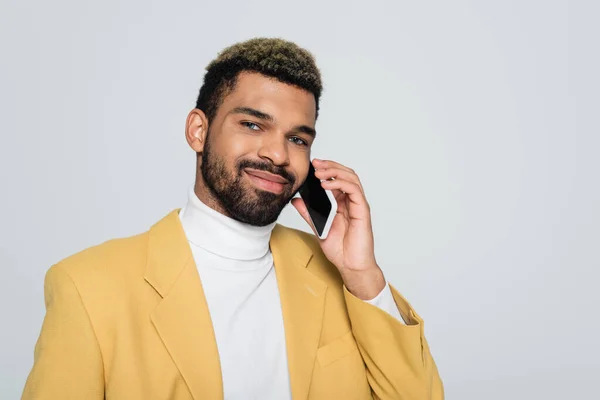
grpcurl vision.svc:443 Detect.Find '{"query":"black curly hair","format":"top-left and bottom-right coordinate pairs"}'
top-left (195, 38), bottom-right (323, 123)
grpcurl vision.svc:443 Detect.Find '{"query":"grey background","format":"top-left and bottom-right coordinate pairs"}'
top-left (1, 0), bottom-right (598, 398)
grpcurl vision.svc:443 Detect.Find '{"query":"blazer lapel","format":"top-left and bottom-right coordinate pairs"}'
top-left (145, 209), bottom-right (223, 400)
top-left (271, 225), bottom-right (327, 400)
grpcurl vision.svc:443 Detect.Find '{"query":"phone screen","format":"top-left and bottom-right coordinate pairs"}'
top-left (298, 163), bottom-right (333, 237)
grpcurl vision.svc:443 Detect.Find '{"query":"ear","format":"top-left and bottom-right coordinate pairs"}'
top-left (185, 108), bottom-right (209, 153)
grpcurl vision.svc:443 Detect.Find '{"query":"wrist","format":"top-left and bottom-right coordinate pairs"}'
top-left (341, 266), bottom-right (386, 301)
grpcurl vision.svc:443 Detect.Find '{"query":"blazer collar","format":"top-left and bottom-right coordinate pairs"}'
top-left (144, 209), bottom-right (192, 297)
top-left (144, 209), bottom-right (327, 400)
top-left (145, 209), bottom-right (224, 400)
top-left (271, 224), bottom-right (327, 400)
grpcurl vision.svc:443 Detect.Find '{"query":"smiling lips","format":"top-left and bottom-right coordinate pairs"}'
top-left (244, 168), bottom-right (289, 194)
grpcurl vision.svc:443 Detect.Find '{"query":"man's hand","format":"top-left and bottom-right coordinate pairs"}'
top-left (291, 159), bottom-right (386, 300)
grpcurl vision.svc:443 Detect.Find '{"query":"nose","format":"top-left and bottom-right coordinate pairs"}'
top-left (257, 134), bottom-right (289, 166)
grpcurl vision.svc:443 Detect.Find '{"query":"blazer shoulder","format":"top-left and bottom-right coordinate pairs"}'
top-left (275, 224), bottom-right (324, 258)
top-left (276, 225), bottom-right (345, 289)
top-left (53, 229), bottom-right (150, 284)
top-left (279, 225), bottom-right (320, 250)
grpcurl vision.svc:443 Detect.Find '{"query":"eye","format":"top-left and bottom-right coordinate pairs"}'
top-left (241, 121), bottom-right (261, 131)
top-left (289, 136), bottom-right (308, 147)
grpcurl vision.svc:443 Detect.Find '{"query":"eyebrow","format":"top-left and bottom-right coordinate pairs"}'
top-left (230, 106), bottom-right (317, 138)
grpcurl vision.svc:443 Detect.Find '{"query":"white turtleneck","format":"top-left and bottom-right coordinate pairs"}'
top-left (178, 187), bottom-right (404, 399)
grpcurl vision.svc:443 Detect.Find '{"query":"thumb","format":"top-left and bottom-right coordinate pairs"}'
top-left (291, 198), bottom-right (315, 231)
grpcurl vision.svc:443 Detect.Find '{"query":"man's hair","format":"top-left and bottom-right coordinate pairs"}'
top-left (195, 38), bottom-right (322, 123)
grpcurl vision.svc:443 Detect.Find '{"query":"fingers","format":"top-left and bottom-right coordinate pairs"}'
top-left (313, 159), bottom-right (353, 173)
top-left (310, 158), bottom-right (371, 220)
top-left (314, 167), bottom-right (363, 194)
top-left (321, 177), bottom-right (367, 208)
top-left (313, 159), bottom-right (366, 201)
top-left (332, 189), bottom-right (346, 202)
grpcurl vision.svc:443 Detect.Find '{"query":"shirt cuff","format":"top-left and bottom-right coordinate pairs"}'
top-left (363, 281), bottom-right (406, 325)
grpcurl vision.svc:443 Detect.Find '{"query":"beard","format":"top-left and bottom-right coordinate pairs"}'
top-left (200, 137), bottom-right (298, 226)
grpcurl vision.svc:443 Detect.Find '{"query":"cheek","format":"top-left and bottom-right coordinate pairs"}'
top-left (290, 156), bottom-right (310, 185)
top-left (209, 128), bottom-right (254, 165)
top-left (222, 128), bottom-right (261, 158)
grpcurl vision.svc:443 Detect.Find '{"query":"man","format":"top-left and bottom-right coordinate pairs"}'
top-left (22, 38), bottom-right (443, 399)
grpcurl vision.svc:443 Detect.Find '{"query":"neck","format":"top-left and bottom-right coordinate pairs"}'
top-left (180, 186), bottom-right (276, 261)
top-left (193, 177), bottom-right (231, 219)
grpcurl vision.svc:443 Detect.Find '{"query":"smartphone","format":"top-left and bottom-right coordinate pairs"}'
top-left (298, 162), bottom-right (337, 239)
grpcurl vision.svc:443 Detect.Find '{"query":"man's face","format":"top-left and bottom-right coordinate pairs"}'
top-left (199, 72), bottom-right (316, 226)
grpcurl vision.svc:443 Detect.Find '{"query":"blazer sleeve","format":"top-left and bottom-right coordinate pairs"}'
top-left (343, 284), bottom-right (444, 400)
top-left (364, 282), bottom-right (406, 324)
top-left (22, 265), bottom-right (104, 400)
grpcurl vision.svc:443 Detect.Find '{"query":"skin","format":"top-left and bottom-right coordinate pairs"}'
top-left (184, 71), bottom-right (385, 300)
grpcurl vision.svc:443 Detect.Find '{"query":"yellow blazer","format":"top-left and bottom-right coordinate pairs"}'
top-left (23, 209), bottom-right (443, 399)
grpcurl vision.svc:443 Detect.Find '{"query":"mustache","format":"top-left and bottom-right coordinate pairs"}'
top-left (237, 159), bottom-right (296, 185)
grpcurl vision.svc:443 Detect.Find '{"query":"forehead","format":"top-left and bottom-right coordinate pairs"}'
top-left (219, 71), bottom-right (317, 125)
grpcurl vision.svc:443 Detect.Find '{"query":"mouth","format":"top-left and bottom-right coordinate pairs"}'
top-left (243, 168), bottom-right (289, 194)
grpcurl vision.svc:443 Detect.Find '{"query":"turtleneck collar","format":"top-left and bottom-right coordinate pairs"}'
top-left (179, 186), bottom-right (276, 261)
